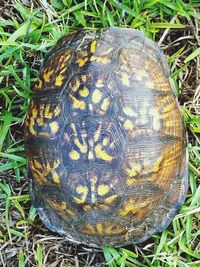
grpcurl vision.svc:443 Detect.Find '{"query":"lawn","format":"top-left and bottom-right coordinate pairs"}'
top-left (0, 0), bottom-right (200, 266)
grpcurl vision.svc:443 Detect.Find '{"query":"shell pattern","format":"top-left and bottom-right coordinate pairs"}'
top-left (25, 27), bottom-right (188, 247)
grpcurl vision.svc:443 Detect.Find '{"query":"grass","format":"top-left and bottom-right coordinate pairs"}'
top-left (0, 0), bottom-right (199, 266)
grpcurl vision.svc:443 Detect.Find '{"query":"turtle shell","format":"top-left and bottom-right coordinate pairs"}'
top-left (25, 27), bottom-right (188, 247)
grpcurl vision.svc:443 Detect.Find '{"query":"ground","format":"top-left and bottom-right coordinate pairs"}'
top-left (0, 0), bottom-right (200, 266)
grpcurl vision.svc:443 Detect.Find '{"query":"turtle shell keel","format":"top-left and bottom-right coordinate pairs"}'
top-left (25, 27), bottom-right (188, 247)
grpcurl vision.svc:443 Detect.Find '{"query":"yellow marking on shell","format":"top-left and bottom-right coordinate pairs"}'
top-left (44, 104), bottom-right (53, 119)
top-left (96, 79), bottom-right (104, 88)
top-left (118, 200), bottom-right (151, 216)
top-left (96, 223), bottom-right (103, 235)
top-left (94, 144), bottom-right (113, 161)
top-left (81, 224), bottom-right (96, 235)
top-left (92, 89), bottom-right (102, 103)
top-left (101, 97), bottom-right (110, 111)
top-left (76, 57), bottom-right (88, 67)
top-left (54, 106), bottom-right (60, 116)
top-left (31, 107), bottom-right (38, 117)
top-left (55, 74), bottom-right (64, 86)
top-left (71, 79), bottom-right (80, 91)
top-left (71, 123), bottom-right (77, 136)
top-left (123, 106), bottom-right (137, 117)
top-left (83, 205), bottom-right (92, 211)
top-left (90, 56), bottom-right (111, 64)
top-left (94, 124), bottom-right (101, 142)
top-left (52, 170), bottom-right (60, 184)
top-left (43, 69), bottom-right (54, 82)
top-left (81, 74), bottom-right (87, 83)
top-left (103, 137), bottom-right (109, 146)
top-left (123, 119), bottom-right (134, 131)
top-left (49, 121), bottom-right (59, 134)
top-left (90, 40), bottom-right (97, 53)
top-left (69, 150), bottom-right (80, 160)
top-left (36, 117), bottom-right (44, 126)
top-left (79, 87), bottom-right (89, 97)
top-left (76, 185), bottom-right (88, 195)
top-left (33, 160), bottom-right (42, 169)
top-left (104, 195), bottom-right (118, 204)
top-left (121, 72), bottom-right (130, 86)
top-left (74, 184), bottom-right (88, 204)
top-left (50, 200), bottom-right (76, 216)
top-left (70, 95), bottom-right (86, 110)
top-left (60, 67), bottom-right (67, 74)
top-left (127, 164), bottom-right (141, 177)
top-left (98, 184), bottom-right (110, 196)
top-left (37, 79), bottom-right (43, 89)
top-left (152, 156), bottom-right (163, 173)
top-left (29, 107), bottom-right (38, 135)
top-left (74, 138), bottom-right (88, 153)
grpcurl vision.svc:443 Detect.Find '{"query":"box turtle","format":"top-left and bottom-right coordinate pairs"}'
top-left (25, 27), bottom-right (188, 247)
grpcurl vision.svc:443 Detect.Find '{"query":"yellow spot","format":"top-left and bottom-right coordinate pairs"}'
top-left (123, 106), bottom-right (137, 117)
top-left (55, 75), bottom-right (64, 86)
top-left (98, 184), bottom-right (110, 196)
top-left (29, 117), bottom-right (37, 136)
top-left (104, 195), bottom-right (118, 204)
top-left (121, 73), bottom-right (130, 86)
top-left (76, 185), bottom-right (88, 195)
top-left (37, 117), bottom-right (44, 126)
top-left (79, 87), bottom-right (89, 97)
top-left (44, 104), bottom-right (53, 119)
top-left (94, 144), bottom-right (113, 161)
top-left (70, 95), bottom-right (86, 110)
top-left (101, 97), bottom-right (110, 111)
top-left (127, 164), bottom-right (141, 177)
top-left (52, 170), bottom-right (60, 184)
top-left (152, 156), bottom-right (163, 172)
top-left (118, 200), bottom-right (151, 216)
top-left (103, 137), bottom-right (109, 146)
top-left (33, 160), bottom-right (42, 169)
top-left (81, 74), bottom-right (87, 83)
top-left (74, 138), bottom-right (88, 153)
top-left (43, 69), bottom-right (54, 82)
top-left (81, 224), bottom-right (96, 235)
top-left (94, 124), bottom-right (101, 142)
top-left (37, 79), bottom-right (43, 89)
top-left (66, 208), bottom-right (76, 216)
top-left (96, 223), bottom-right (103, 235)
top-left (54, 106), bottom-right (60, 116)
top-left (73, 196), bottom-right (85, 204)
top-left (92, 89), bottom-right (102, 103)
top-left (71, 79), bottom-right (80, 92)
top-left (69, 150), bottom-right (80, 160)
top-left (90, 40), bottom-right (97, 53)
top-left (32, 107), bottom-right (38, 117)
top-left (76, 57), bottom-right (88, 67)
top-left (49, 121), bottom-right (59, 134)
top-left (90, 56), bottom-right (111, 64)
top-left (123, 120), bottom-right (134, 131)
top-left (96, 79), bottom-right (104, 88)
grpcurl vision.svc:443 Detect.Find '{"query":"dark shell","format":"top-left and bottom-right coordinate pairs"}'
top-left (25, 27), bottom-right (188, 247)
